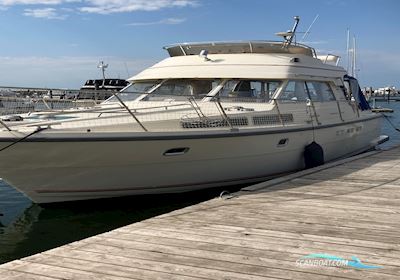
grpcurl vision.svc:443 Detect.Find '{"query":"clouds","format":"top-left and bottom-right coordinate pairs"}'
top-left (127, 17), bottom-right (186, 26)
top-left (0, 0), bottom-right (197, 19)
top-left (80, 0), bottom-right (197, 14)
top-left (0, 0), bottom-right (73, 5)
top-left (23, 7), bottom-right (67, 19)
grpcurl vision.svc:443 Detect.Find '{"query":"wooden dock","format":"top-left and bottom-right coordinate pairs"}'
top-left (2, 147), bottom-right (400, 279)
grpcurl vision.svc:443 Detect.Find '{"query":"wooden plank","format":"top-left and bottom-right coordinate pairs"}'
top-left (76, 236), bottom-right (400, 279)
top-left (99, 229), bottom-right (400, 269)
top-left (75, 240), bottom-right (398, 280)
top-left (39, 248), bottom-right (284, 280)
top-left (0, 268), bottom-right (59, 280)
top-left (134, 219), bottom-right (400, 250)
top-left (42, 243), bottom-right (387, 280)
top-left (237, 194), bottom-right (400, 211)
top-left (230, 202), bottom-right (399, 222)
top-left (106, 223), bottom-right (397, 265)
top-left (151, 209), bottom-right (400, 242)
top-left (107, 227), bottom-right (400, 265)
top-left (23, 254), bottom-right (211, 280)
top-left (258, 178), bottom-right (400, 198)
top-left (148, 205), bottom-right (399, 242)
top-left (1, 260), bottom-right (136, 280)
top-left (145, 210), bottom-right (400, 235)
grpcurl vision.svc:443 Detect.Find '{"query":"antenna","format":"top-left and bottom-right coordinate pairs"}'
top-left (300, 14), bottom-right (319, 43)
top-left (124, 62), bottom-right (130, 78)
top-left (276, 16), bottom-right (300, 47)
top-left (287, 16), bottom-right (300, 45)
top-left (97, 61), bottom-right (108, 81)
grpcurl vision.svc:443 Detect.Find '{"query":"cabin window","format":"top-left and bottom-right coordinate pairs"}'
top-left (143, 79), bottom-right (220, 101)
top-left (104, 81), bottom-right (158, 103)
top-left (339, 85), bottom-right (350, 100)
top-left (278, 80), bottom-right (335, 102)
top-left (343, 80), bottom-right (352, 100)
top-left (217, 80), bottom-right (281, 102)
top-left (278, 81), bottom-right (308, 101)
top-left (305, 81), bottom-right (336, 102)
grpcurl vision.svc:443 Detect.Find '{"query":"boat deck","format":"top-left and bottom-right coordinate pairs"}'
top-left (2, 146), bottom-right (400, 279)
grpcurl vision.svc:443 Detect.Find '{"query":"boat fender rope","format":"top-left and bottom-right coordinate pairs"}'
top-left (382, 114), bottom-right (400, 132)
top-left (0, 126), bottom-right (49, 153)
top-left (219, 190), bottom-right (235, 200)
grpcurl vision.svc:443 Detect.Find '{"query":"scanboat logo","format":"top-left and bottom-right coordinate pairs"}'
top-left (296, 253), bottom-right (381, 270)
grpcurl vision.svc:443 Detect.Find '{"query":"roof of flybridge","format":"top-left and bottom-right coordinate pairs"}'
top-left (163, 41), bottom-right (315, 57)
top-left (129, 41), bottom-right (345, 81)
top-left (129, 52), bottom-right (346, 81)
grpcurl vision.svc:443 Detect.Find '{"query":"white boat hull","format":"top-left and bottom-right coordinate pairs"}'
top-left (0, 116), bottom-right (381, 203)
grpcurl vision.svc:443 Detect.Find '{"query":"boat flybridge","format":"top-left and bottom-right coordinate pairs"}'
top-left (0, 17), bottom-right (386, 203)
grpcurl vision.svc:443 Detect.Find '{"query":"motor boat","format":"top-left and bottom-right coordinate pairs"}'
top-left (78, 62), bottom-right (129, 100)
top-left (79, 78), bottom-right (129, 100)
top-left (0, 17), bottom-right (386, 203)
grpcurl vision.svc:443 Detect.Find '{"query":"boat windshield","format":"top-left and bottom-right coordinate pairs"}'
top-left (140, 79), bottom-right (222, 102)
top-left (103, 81), bottom-right (159, 103)
top-left (214, 80), bottom-right (282, 102)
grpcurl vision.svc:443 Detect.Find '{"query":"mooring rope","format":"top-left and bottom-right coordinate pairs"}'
top-left (0, 126), bottom-right (49, 153)
top-left (382, 114), bottom-right (400, 132)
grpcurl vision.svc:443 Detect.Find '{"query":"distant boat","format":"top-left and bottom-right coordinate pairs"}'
top-left (77, 61), bottom-right (129, 100)
top-left (371, 108), bottom-right (394, 113)
top-left (78, 78), bottom-right (129, 100)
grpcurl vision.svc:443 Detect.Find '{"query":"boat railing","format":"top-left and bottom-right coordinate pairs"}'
top-left (50, 97), bottom-right (314, 132)
top-left (0, 95), bottom-right (346, 133)
top-left (164, 40), bottom-right (317, 58)
top-left (0, 96), bottom-right (97, 116)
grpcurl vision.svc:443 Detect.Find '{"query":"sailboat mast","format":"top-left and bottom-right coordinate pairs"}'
top-left (353, 36), bottom-right (357, 78)
top-left (346, 28), bottom-right (350, 73)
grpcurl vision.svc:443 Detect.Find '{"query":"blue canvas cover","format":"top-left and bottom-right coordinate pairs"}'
top-left (344, 75), bottom-right (371, 111)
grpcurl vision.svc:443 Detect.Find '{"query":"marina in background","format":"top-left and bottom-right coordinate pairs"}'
top-left (363, 86), bottom-right (400, 102)
top-left (0, 62), bottom-right (128, 116)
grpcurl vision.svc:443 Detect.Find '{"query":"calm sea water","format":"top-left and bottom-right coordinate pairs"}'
top-left (1, 100), bottom-right (399, 264)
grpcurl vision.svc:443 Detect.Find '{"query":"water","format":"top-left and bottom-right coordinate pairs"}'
top-left (1, 102), bottom-right (400, 264)
top-left (0, 185), bottom-right (240, 265)
top-left (376, 100), bottom-right (400, 149)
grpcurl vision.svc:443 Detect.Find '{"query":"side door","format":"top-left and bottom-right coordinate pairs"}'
top-left (305, 81), bottom-right (343, 125)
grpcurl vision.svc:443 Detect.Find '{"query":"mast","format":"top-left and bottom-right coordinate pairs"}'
top-left (352, 36), bottom-right (357, 78)
top-left (346, 28), bottom-right (350, 73)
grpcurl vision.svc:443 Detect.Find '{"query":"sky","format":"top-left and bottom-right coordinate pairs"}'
top-left (0, 0), bottom-right (398, 89)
